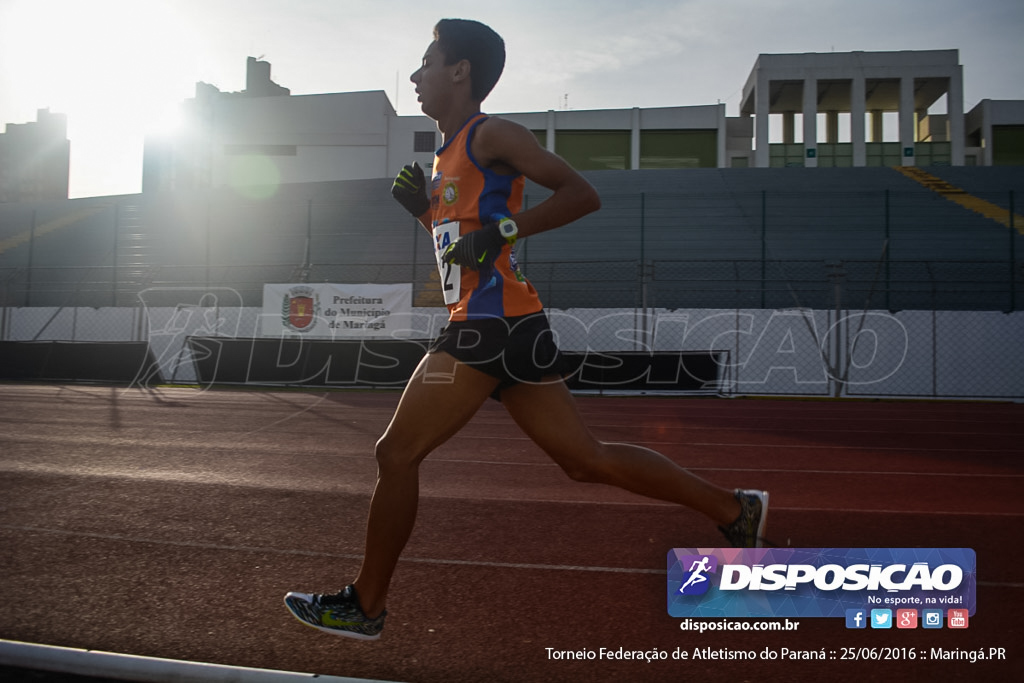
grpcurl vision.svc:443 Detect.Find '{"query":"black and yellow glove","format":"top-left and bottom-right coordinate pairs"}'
top-left (442, 218), bottom-right (518, 271)
top-left (391, 162), bottom-right (430, 218)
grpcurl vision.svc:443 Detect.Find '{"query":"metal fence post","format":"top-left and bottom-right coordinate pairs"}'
top-left (884, 189), bottom-right (891, 310)
top-left (205, 195), bottom-right (212, 292)
top-left (826, 262), bottom-right (846, 398)
top-left (0, 270), bottom-right (10, 341)
top-left (927, 261), bottom-right (938, 398)
top-left (26, 209), bottom-right (36, 307)
top-left (113, 202), bottom-right (119, 307)
top-left (931, 308), bottom-right (938, 399)
top-left (760, 191), bottom-right (767, 309)
top-left (639, 191), bottom-right (647, 350)
top-left (1010, 190), bottom-right (1016, 313)
top-left (303, 198), bottom-right (313, 283)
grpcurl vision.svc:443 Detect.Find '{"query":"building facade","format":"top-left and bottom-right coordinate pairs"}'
top-left (0, 108), bottom-right (70, 203)
top-left (140, 50), bottom-right (1023, 194)
top-left (141, 57), bottom-right (440, 194)
top-left (740, 50), bottom-right (967, 168)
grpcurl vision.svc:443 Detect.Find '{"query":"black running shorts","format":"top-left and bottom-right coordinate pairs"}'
top-left (427, 312), bottom-right (570, 399)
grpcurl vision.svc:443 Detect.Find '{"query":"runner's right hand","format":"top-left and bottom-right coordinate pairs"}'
top-left (391, 162), bottom-right (430, 218)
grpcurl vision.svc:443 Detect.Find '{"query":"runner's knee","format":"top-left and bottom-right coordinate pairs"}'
top-left (374, 432), bottom-right (423, 473)
top-left (554, 442), bottom-right (611, 484)
top-left (560, 463), bottom-right (600, 483)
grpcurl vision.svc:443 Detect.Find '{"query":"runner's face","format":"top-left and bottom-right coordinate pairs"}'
top-left (411, 41), bottom-right (454, 118)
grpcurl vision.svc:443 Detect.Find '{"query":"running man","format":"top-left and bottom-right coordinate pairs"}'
top-left (284, 18), bottom-right (768, 640)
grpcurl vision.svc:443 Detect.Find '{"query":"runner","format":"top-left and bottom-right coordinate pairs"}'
top-left (284, 18), bottom-right (768, 640)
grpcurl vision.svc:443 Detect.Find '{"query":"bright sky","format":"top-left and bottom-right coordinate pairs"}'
top-left (1, 0), bottom-right (1022, 199)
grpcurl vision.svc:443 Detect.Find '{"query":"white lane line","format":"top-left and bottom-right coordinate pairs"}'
top-left (0, 524), bottom-right (661, 575)
top-left (443, 432), bottom-right (1023, 454)
top-left (1, 525), bottom-right (1021, 585)
top-left (412, 497), bottom-right (1024, 516)
top-left (424, 459), bottom-right (1024, 478)
top-left (6, 455), bottom-right (1022, 480)
top-left (240, 393), bottom-right (331, 437)
top-left (2, 463), bottom-right (1023, 514)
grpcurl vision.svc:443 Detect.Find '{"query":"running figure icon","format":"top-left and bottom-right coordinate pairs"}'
top-left (679, 556), bottom-right (713, 594)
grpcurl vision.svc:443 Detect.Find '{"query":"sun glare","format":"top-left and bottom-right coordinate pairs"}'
top-left (1, 0), bottom-right (203, 196)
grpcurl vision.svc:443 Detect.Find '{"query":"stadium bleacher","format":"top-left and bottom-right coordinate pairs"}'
top-left (0, 167), bottom-right (1020, 312)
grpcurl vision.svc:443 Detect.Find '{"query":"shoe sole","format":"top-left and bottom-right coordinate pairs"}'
top-left (283, 593), bottom-right (382, 641)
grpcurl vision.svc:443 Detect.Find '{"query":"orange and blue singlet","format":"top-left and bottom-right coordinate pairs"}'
top-left (430, 113), bottom-right (542, 321)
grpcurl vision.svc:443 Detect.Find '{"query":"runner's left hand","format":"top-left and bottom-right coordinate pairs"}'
top-left (442, 222), bottom-right (505, 271)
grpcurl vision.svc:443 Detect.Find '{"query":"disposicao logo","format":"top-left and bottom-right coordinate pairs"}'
top-left (676, 554), bottom-right (718, 596)
top-left (667, 548), bottom-right (976, 619)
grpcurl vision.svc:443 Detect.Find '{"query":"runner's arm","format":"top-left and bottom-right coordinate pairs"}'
top-left (472, 118), bottom-right (600, 238)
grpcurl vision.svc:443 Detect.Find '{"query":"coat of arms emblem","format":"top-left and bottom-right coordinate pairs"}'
top-left (282, 285), bottom-right (319, 332)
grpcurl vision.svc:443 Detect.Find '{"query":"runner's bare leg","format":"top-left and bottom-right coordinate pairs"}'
top-left (500, 377), bottom-right (742, 525)
top-left (352, 351), bottom-right (499, 618)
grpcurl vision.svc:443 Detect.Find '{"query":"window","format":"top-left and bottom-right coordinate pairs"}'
top-left (817, 143), bottom-right (853, 167)
top-left (640, 130), bottom-right (717, 168)
top-left (915, 142), bottom-right (951, 167)
top-left (555, 131), bottom-right (630, 171)
top-left (769, 143), bottom-right (805, 168)
top-left (992, 126), bottom-right (1024, 166)
top-left (865, 142), bottom-right (901, 167)
top-left (414, 131), bottom-right (436, 153)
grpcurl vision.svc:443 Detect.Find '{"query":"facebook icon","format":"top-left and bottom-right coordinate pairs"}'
top-left (845, 609), bottom-right (867, 629)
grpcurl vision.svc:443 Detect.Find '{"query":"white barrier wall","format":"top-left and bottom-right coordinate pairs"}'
top-left (3, 306), bottom-right (1022, 399)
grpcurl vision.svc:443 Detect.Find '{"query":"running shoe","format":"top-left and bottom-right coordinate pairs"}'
top-left (718, 489), bottom-right (769, 548)
top-left (284, 585), bottom-right (386, 640)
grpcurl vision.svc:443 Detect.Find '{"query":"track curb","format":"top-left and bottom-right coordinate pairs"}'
top-left (0, 639), bottom-right (400, 682)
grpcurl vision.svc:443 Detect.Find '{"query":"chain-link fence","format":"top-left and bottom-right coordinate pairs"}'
top-left (1, 184), bottom-right (1021, 398)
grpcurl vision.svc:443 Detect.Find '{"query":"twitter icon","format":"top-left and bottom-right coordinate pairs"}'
top-left (870, 609), bottom-right (893, 629)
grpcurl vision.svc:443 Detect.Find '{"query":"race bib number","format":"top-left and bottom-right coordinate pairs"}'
top-left (432, 222), bottom-right (461, 306)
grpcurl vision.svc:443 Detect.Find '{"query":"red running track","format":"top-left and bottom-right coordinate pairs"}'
top-left (0, 384), bottom-right (1021, 682)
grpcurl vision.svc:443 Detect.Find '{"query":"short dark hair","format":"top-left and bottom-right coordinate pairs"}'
top-left (433, 19), bottom-right (505, 102)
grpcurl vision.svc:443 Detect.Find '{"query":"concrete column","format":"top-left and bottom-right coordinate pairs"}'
top-left (870, 111), bottom-right (884, 142)
top-left (545, 110), bottom-right (557, 153)
top-left (803, 77), bottom-right (818, 167)
top-left (980, 100), bottom-right (993, 166)
top-left (899, 76), bottom-right (916, 165)
top-left (851, 77), bottom-right (866, 165)
top-left (755, 75), bottom-right (771, 167)
top-left (782, 111), bottom-right (795, 144)
top-left (916, 109), bottom-right (929, 143)
top-left (948, 67), bottom-right (965, 165)
top-left (826, 111), bottom-right (839, 144)
top-left (716, 102), bottom-right (727, 168)
top-left (630, 107), bottom-right (641, 170)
